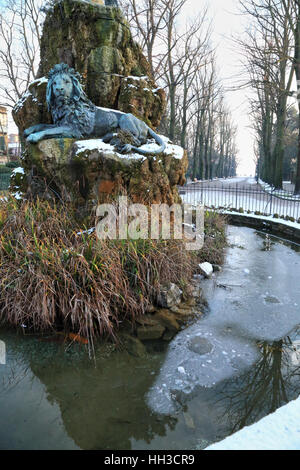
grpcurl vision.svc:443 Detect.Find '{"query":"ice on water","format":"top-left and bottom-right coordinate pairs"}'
top-left (147, 226), bottom-right (300, 415)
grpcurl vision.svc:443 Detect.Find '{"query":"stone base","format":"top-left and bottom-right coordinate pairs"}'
top-left (20, 136), bottom-right (188, 216)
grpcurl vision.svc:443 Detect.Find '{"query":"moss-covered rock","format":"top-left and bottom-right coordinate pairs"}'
top-left (22, 136), bottom-right (188, 215)
top-left (13, 0), bottom-right (165, 134)
top-left (12, 78), bottom-right (52, 138)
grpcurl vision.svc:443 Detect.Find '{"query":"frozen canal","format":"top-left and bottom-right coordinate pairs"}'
top-left (147, 226), bottom-right (300, 445)
top-left (0, 226), bottom-right (299, 450)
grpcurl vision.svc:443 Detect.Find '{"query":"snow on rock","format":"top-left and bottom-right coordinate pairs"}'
top-left (199, 262), bottom-right (214, 278)
top-left (222, 210), bottom-right (300, 230)
top-left (75, 136), bottom-right (185, 161)
top-left (30, 76), bottom-right (48, 87)
top-left (11, 167), bottom-right (25, 176)
top-left (205, 395), bottom-right (300, 450)
top-left (75, 139), bottom-right (146, 161)
top-left (13, 91), bottom-right (33, 112)
top-left (124, 75), bottom-right (149, 81)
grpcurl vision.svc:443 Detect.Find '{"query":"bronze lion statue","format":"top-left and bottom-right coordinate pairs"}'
top-left (24, 63), bottom-right (166, 155)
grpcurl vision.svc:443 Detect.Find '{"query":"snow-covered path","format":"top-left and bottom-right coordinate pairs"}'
top-left (181, 177), bottom-right (300, 220)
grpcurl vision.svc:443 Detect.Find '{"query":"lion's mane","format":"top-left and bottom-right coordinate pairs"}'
top-left (46, 63), bottom-right (96, 138)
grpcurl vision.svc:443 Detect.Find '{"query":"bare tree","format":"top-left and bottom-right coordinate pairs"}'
top-left (187, 61), bottom-right (238, 181)
top-left (0, 0), bottom-right (44, 109)
top-left (282, 0), bottom-right (300, 193)
top-left (120, 0), bottom-right (172, 78)
top-left (121, 0), bottom-right (212, 143)
top-left (239, 0), bottom-right (294, 189)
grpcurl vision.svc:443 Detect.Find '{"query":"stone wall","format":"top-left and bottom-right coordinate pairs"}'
top-left (226, 213), bottom-right (300, 243)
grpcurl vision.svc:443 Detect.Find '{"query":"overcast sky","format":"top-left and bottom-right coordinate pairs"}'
top-left (183, 0), bottom-right (257, 176)
top-left (2, 0), bottom-right (262, 175)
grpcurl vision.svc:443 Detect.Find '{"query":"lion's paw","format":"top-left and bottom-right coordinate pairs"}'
top-left (26, 133), bottom-right (41, 143)
top-left (121, 144), bottom-right (132, 154)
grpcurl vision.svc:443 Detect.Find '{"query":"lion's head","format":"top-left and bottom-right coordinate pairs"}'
top-left (46, 63), bottom-right (96, 136)
top-left (46, 63), bottom-right (84, 109)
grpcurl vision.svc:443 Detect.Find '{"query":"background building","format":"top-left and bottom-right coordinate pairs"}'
top-left (8, 133), bottom-right (21, 159)
top-left (0, 106), bottom-right (8, 156)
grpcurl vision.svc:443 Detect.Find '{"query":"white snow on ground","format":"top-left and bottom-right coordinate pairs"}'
top-left (217, 177), bottom-right (248, 184)
top-left (259, 179), bottom-right (300, 201)
top-left (205, 395), bottom-right (300, 450)
top-left (245, 177), bottom-right (257, 185)
top-left (181, 189), bottom-right (300, 221)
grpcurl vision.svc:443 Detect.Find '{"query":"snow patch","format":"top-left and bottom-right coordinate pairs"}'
top-left (199, 262), bottom-right (213, 278)
top-left (75, 139), bottom-right (146, 161)
top-left (75, 136), bottom-right (184, 160)
top-left (30, 76), bottom-right (48, 87)
top-left (125, 75), bottom-right (148, 81)
top-left (206, 395), bottom-right (300, 450)
top-left (11, 167), bottom-right (25, 175)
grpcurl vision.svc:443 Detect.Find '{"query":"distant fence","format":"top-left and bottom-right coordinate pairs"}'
top-left (0, 174), bottom-right (11, 191)
top-left (178, 183), bottom-right (300, 222)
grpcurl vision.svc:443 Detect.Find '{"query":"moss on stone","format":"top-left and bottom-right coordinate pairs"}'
top-left (22, 137), bottom-right (186, 215)
top-left (13, 0), bottom-right (165, 135)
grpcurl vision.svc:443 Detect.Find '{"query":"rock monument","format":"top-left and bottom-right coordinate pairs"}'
top-left (12, 0), bottom-right (187, 214)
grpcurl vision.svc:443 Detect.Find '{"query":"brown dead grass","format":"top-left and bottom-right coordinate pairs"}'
top-left (0, 197), bottom-right (202, 342)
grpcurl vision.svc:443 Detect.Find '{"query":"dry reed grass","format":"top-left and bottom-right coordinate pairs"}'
top-left (0, 197), bottom-right (211, 342)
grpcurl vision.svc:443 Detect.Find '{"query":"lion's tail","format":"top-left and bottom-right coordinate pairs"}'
top-left (131, 128), bottom-right (166, 156)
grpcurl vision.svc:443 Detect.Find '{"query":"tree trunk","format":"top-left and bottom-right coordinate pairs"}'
top-left (295, 110), bottom-right (300, 194)
top-left (294, 4), bottom-right (300, 194)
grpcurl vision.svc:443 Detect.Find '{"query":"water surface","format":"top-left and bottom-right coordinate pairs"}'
top-left (0, 226), bottom-right (299, 449)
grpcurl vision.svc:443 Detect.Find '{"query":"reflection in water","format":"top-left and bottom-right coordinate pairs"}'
top-left (1, 326), bottom-right (300, 450)
top-left (214, 331), bottom-right (300, 436)
top-left (256, 230), bottom-right (300, 253)
top-left (0, 333), bottom-right (176, 450)
top-left (30, 353), bottom-right (177, 450)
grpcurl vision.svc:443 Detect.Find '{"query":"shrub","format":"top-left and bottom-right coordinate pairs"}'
top-left (196, 210), bottom-right (227, 265)
top-left (0, 166), bottom-right (12, 174)
top-left (0, 199), bottom-right (227, 341)
top-left (0, 198), bottom-right (199, 341)
top-left (5, 161), bottom-right (20, 168)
